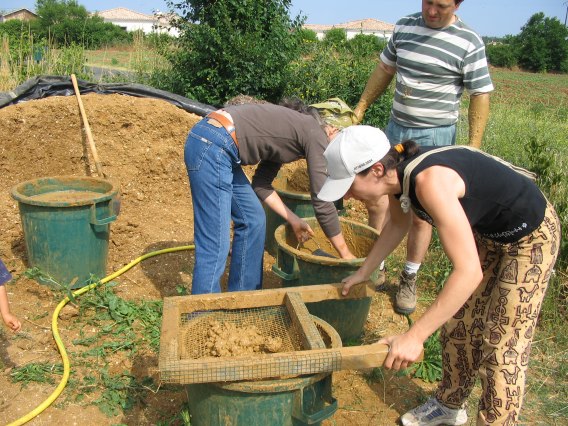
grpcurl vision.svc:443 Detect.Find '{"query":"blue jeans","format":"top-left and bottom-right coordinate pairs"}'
top-left (385, 119), bottom-right (456, 147)
top-left (184, 119), bottom-right (265, 294)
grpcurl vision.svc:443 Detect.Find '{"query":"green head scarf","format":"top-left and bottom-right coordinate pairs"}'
top-left (309, 97), bottom-right (357, 129)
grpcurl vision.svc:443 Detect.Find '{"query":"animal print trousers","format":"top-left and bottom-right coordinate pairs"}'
top-left (436, 203), bottom-right (560, 425)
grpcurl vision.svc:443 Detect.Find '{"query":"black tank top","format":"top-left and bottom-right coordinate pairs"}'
top-left (397, 148), bottom-right (546, 243)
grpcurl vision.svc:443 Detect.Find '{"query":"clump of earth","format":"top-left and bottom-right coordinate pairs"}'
top-left (204, 320), bottom-right (283, 357)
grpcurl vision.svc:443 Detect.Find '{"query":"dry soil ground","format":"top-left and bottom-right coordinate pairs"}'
top-left (0, 93), bottom-right (435, 425)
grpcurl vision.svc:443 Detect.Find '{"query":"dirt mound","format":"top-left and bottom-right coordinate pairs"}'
top-left (1, 94), bottom-right (199, 282)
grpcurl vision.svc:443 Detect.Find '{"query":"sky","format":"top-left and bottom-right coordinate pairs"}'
top-left (2, 0), bottom-right (567, 37)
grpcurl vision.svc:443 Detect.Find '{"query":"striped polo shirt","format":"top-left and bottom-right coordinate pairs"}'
top-left (381, 12), bottom-right (494, 128)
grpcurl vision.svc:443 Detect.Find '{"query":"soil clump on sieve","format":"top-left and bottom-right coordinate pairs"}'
top-left (204, 320), bottom-right (283, 357)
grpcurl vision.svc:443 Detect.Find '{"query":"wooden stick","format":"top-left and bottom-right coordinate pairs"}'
top-left (168, 282), bottom-right (375, 313)
top-left (70, 74), bottom-right (106, 178)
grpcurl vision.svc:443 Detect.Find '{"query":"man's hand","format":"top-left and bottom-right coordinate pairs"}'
top-left (341, 271), bottom-right (369, 296)
top-left (353, 104), bottom-right (366, 124)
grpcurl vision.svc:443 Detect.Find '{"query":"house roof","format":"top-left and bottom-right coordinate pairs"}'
top-left (95, 7), bottom-right (154, 22)
top-left (1, 8), bottom-right (38, 18)
top-left (305, 18), bottom-right (394, 33)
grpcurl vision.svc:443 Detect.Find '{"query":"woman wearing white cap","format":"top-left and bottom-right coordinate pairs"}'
top-left (318, 125), bottom-right (560, 426)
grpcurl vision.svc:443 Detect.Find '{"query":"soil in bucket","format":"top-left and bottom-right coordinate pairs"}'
top-left (272, 217), bottom-right (380, 342)
top-left (11, 175), bottom-right (120, 289)
top-left (264, 160), bottom-right (344, 257)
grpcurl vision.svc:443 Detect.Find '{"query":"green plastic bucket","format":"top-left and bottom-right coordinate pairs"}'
top-left (272, 217), bottom-right (380, 341)
top-left (186, 316), bottom-right (340, 426)
top-left (265, 172), bottom-right (343, 257)
top-left (11, 176), bottom-right (120, 288)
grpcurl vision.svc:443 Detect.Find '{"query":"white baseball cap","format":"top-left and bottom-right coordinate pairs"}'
top-left (317, 125), bottom-right (390, 202)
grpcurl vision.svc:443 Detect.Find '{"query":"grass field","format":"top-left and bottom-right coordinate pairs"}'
top-left (85, 48), bottom-right (164, 71)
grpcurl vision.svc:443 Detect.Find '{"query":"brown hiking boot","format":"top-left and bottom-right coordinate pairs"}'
top-left (373, 267), bottom-right (387, 291)
top-left (395, 271), bottom-right (417, 315)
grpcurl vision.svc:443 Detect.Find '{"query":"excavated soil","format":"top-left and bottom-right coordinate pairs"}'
top-left (0, 93), bottom-right (431, 425)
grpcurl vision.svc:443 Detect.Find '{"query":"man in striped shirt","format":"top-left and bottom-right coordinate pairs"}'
top-left (353, 0), bottom-right (494, 325)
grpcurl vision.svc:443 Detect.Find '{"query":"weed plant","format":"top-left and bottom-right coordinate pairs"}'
top-left (11, 362), bottom-right (64, 385)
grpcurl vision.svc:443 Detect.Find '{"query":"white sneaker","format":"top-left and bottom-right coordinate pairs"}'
top-left (401, 397), bottom-right (468, 426)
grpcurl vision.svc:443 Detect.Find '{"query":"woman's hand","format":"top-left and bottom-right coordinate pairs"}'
top-left (290, 217), bottom-right (314, 243)
top-left (378, 332), bottom-right (424, 371)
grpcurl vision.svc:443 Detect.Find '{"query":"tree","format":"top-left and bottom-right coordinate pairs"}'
top-left (515, 12), bottom-right (568, 72)
top-left (159, 0), bottom-right (305, 105)
top-left (34, 0), bottom-right (130, 48)
top-left (486, 42), bottom-right (518, 68)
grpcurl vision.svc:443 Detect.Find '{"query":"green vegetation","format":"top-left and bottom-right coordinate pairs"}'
top-left (486, 13), bottom-right (568, 72)
top-left (0, 0), bottom-right (131, 50)
top-left (155, 0), bottom-right (305, 106)
top-left (9, 280), bottom-right (164, 417)
top-left (11, 362), bottom-right (64, 385)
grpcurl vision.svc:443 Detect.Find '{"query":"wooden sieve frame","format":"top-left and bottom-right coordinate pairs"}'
top-left (158, 282), bottom-right (392, 384)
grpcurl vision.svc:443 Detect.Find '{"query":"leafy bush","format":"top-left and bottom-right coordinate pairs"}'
top-left (322, 28), bottom-right (347, 50)
top-left (346, 33), bottom-right (387, 58)
top-left (156, 0), bottom-right (305, 106)
top-left (486, 43), bottom-right (518, 68)
top-left (296, 27), bottom-right (319, 55)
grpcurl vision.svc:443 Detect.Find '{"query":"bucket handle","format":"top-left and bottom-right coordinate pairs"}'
top-left (89, 198), bottom-right (119, 226)
top-left (272, 244), bottom-right (300, 281)
top-left (271, 263), bottom-right (299, 281)
top-left (292, 376), bottom-right (338, 424)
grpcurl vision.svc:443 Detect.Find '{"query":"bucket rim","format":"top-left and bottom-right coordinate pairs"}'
top-left (274, 217), bottom-right (380, 265)
top-left (275, 185), bottom-right (312, 200)
top-left (209, 315), bottom-right (341, 391)
top-left (273, 173), bottom-right (312, 200)
top-left (11, 175), bottom-right (119, 207)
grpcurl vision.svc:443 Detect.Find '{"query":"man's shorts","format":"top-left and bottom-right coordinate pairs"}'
top-left (385, 119), bottom-right (457, 147)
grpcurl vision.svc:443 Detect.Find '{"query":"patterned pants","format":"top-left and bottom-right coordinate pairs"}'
top-left (436, 203), bottom-right (561, 425)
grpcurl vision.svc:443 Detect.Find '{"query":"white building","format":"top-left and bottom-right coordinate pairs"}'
top-left (305, 18), bottom-right (394, 41)
top-left (95, 8), bottom-right (179, 37)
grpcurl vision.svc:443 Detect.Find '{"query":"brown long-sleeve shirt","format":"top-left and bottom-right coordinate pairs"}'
top-left (224, 103), bottom-right (340, 238)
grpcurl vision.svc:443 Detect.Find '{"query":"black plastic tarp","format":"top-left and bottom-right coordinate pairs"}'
top-left (0, 75), bottom-right (216, 117)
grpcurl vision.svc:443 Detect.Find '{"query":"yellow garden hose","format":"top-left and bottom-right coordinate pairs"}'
top-left (6, 244), bottom-right (195, 426)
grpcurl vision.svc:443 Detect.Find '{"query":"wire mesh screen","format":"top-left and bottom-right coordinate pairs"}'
top-left (159, 304), bottom-right (342, 384)
top-left (178, 306), bottom-right (304, 359)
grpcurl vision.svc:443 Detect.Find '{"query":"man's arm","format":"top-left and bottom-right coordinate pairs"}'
top-left (353, 60), bottom-right (396, 123)
top-left (468, 93), bottom-right (490, 148)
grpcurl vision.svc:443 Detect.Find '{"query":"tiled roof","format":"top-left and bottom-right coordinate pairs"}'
top-left (95, 8), bottom-right (154, 21)
top-left (305, 18), bottom-right (394, 32)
